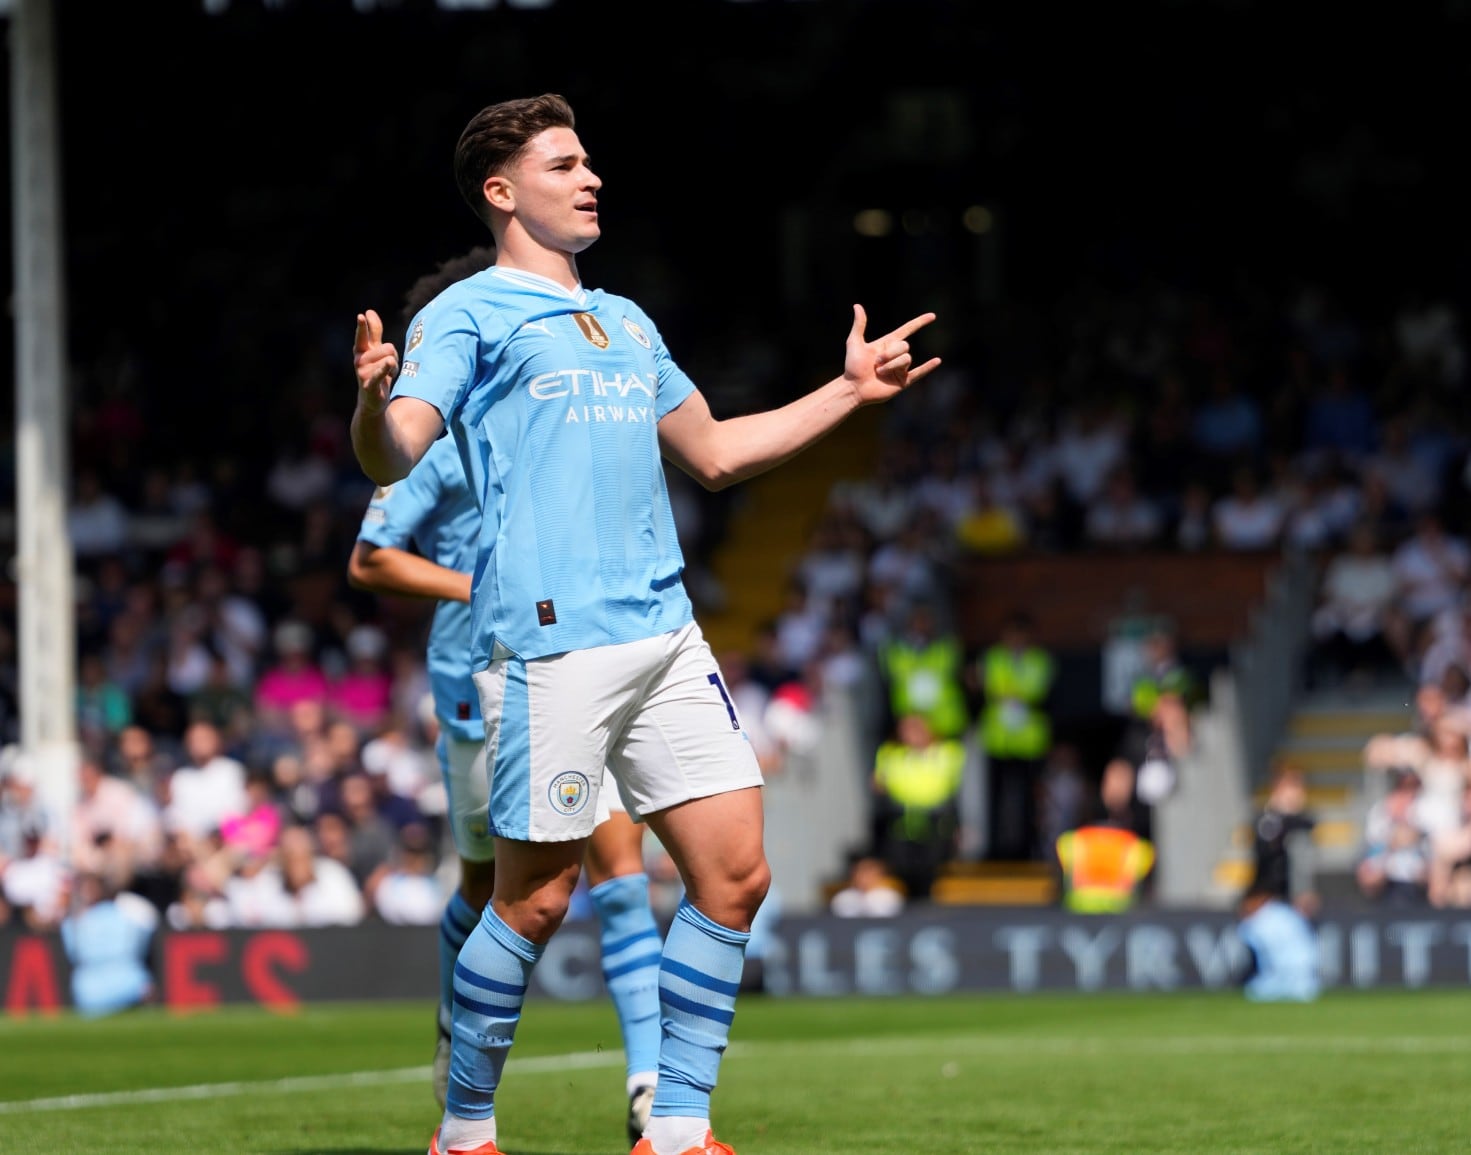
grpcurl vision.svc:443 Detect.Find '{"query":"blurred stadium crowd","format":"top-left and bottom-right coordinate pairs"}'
top-left (4, 265), bottom-right (1471, 933)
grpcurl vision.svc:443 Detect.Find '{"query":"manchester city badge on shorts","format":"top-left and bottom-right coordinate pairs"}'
top-left (548, 770), bottom-right (592, 815)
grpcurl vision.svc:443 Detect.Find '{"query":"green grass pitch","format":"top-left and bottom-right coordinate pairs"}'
top-left (2, 989), bottom-right (1469, 1153)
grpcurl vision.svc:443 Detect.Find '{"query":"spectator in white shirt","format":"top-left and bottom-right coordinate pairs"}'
top-left (164, 721), bottom-right (249, 845)
top-left (832, 441), bottom-right (919, 542)
top-left (796, 511), bottom-right (870, 623)
top-left (2, 820), bottom-right (70, 930)
top-left (1212, 463), bottom-right (1285, 551)
top-left (369, 824), bottom-right (445, 926)
top-left (830, 856), bottom-right (905, 918)
top-left (264, 429), bottom-right (336, 514)
top-left (772, 575), bottom-right (828, 673)
top-left (866, 513), bottom-right (943, 605)
top-left (224, 824), bottom-right (364, 927)
top-left (68, 469), bottom-right (131, 560)
top-left (1084, 464), bottom-right (1163, 550)
top-left (1391, 510), bottom-right (1471, 648)
top-left (1053, 399), bottom-right (1127, 508)
top-left (1309, 520), bottom-right (1406, 684)
top-left (70, 755), bottom-right (163, 890)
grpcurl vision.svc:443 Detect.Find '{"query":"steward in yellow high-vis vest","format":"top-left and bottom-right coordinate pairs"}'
top-left (871, 714), bottom-right (967, 899)
top-left (978, 642), bottom-right (1055, 759)
top-left (878, 604), bottom-right (970, 740)
top-left (975, 610), bottom-right (1056, 861)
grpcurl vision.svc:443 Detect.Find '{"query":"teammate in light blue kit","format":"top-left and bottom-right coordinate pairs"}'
top-left (1237, 884), bottom-right (1321, 1003)
top-left (59, 872), bottom-right (157, 1018)
top-left (347, 247), bottom-right (663, 1141)
top-left (352, 93), bottom-right (940, 1155)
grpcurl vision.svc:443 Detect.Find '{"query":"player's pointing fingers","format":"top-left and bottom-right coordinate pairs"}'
top-left (905, 356), bottom-right (943, 386)
top-left (368, 308), bottom-right (384, 343)
top-left (357, 308), bottom-right (385, 352)
top-left (888, 311), bottom-right (938, 342)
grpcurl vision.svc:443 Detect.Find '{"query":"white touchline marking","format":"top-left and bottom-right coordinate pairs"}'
top-left (0, 1051), bottom-right (622, 1116)
top-left (0, 1067), bottom-right (434, 1115)
top-left (4, 1034), bottom-right (1470, 1115)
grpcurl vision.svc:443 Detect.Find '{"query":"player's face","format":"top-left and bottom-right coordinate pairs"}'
top-left (506, 126), bottom-right (602, 255)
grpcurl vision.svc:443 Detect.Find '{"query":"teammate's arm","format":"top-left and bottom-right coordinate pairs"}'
top-left (658, 304), bottom-right (940, 491)
top-left (351, 308), bottom-right (446, 485)
top-left (347, 541), bottom-right (472, 604)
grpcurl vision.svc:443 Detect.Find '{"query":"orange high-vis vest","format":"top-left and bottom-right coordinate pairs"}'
top-left (1055, 825), bottom-right (1155, 913)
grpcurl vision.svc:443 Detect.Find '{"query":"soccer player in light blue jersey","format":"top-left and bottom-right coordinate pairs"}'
top-left (351, 93), bottom-right (940, 1155)
top-left (1236, 884), bottom-right (1321, 1003)
top-left (347, 248), bottom-right (664, 1144)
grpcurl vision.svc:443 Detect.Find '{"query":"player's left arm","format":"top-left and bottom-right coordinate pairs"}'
top-left (347, 541), bottom-right (472, 603)
top-left (658, 305), bottom-right (940, 491)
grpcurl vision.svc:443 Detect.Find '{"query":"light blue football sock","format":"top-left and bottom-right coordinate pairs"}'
top-left (650, 897), bottom-right (749, 1119)
top-left (589, 872), bottom-right (663, 1085)
top-left (446, 906), bottom-right (542, 1121)
top-left (438, 890), bottom-right (480, 1033)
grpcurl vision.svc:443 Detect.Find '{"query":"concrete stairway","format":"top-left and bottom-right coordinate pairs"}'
top-left (1210, 680), bottom-right (1415, 901)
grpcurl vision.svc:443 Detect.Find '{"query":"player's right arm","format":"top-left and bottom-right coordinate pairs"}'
top-left (351, 308), bottom-right (445, 485)
top-left (347, 541), bottom-right (472, 604)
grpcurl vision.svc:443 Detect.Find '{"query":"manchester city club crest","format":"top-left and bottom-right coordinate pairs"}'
top-left (548, 770), bottom-right (592, 815)
top-left (622, 316), bottom-right (652, 349)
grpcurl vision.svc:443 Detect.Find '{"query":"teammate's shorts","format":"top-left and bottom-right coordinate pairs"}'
top-left (596, 766), bottom-right (624, 825)
top-left (472, 621), bottom-right (763, 841)
top-left (438, 730), bottom-right (495, 863)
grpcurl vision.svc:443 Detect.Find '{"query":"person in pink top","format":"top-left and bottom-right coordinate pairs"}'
top-left (254, 620), bottom-right (329, 733)
top-left (219, 768), bottom-right (285, 863)
top-left (327, 624), bottom-right (395, 734)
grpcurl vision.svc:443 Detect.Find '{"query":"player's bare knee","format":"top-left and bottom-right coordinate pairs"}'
top-left (693, 857), bottom-right (769, 927)
top-left (499, 888), bottom-right (573, 943)
top-left (738, 858), bottom-right (772, 919)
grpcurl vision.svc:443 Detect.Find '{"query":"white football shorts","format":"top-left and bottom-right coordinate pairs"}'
top-left (439, 731), bottom-right (495, 863)
top-left (472, 621), bottom-right (763, 841)
top-left (597, 766), bottom-right (624, 823)
top-left (442, 734), bottom-right (622, 856)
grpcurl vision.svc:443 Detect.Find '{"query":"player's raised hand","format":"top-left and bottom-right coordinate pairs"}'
top-left (843, 304), bottom-right (942, 405)
top-left (354, 308), bottom-right (400, 415)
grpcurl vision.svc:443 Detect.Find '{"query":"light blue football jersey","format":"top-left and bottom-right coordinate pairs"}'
top-left (390, 266), bottom-right (696, 668)
top-left (1238, 899), bottom-right (1320, 1002)
top-left (356, 436), bottom-right (482, 743)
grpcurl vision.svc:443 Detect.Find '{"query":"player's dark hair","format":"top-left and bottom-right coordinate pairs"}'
top-left (398, 245), bottom-right (497, 330)
top-left (454, 93), bottom-right (576, 227)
